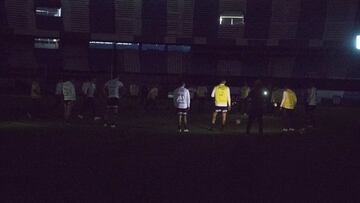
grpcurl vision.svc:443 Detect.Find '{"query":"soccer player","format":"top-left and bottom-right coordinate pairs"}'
top-left (271, 86), bottom-right (283, 116)
top-left (145, 85), bottom-right (159, 111)
top-left (103, 76), bottom-right (124, 128)
top-left (129, 83), bottom-right (140, 109)
top-left (280, 85), bottom-right (297, 132)
top-left (239, 81), bottom-right (250, 115)
top-left (246, 80), bottom-right (265, 135)
top-left (210, 80), bottom-right (231, 131)
top-left (27, 79), bottom-right (41, 119)
top-left (78, 78), bottom-right (100, 121)
top-left (173, 82), bottom-right (191, 133)
top-left (305, 83), bottom-right (317, 127)
top-left (62, 79), bottom-right (76, 124)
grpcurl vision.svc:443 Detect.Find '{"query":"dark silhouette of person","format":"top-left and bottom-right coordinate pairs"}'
top-left (246, 80), bottom-right (265, 135)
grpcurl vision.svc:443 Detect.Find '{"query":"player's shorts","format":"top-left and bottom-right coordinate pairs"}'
top-left (107, 98), bottom-right (119, 107)
top-left (177, 108), bottom-right (188, 115)
top-left (215, 106), bottom-right (228, 113)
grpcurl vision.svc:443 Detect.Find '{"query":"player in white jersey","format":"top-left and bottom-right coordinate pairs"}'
top-left (103, 76), bottom-right (124, 128)
top-left (78, 78), bottom-right (100, 121)
top-left (173, 82), bottom-right (191, 133)
top-left (62, 79), bottom-right (76, 124)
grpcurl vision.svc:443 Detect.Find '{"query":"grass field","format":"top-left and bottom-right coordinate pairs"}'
top-left (1, 96), bottom-right (360, 201)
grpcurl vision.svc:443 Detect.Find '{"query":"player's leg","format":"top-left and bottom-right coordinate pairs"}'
top-left (78, 97), bottom-right (87, 119)
top-left (210, 111), bottom-right (218, 130)
top-left (221, 111), bottom-right (227, 130)
top-left (104, 98), bottom-right (111, 127)
top-left (183, 112), bottom-right (189, 132)
top-left (64, 101), bottom-right (72, 124)
top-left (90, 98), bottom-right (100, 120)
top-left (104, 105), bottom-right (110, 127)
top-left (281, 109), bottom-right (289, 132)
top-left (109, 104), bottom-right (119, 128)
top-left (178, 113), bottom-right (183, 132)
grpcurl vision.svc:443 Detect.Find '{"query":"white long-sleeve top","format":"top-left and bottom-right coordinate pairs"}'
top-left (307, 87), bottom-right (317, 106)
top-left (62, 81), bottom-right (76, 101)
top-left (173, 87), bottom-right (191, 109)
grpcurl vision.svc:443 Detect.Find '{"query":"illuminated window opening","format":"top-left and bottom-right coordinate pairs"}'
top-left (35, 7), bottom-right (62, 17)
top-left (34, 38), bottom-right (60, 49)
top-left (219, 14), bottom-right (245, 25)
top-left (116, 42), bottom-right (139, 50)
top-left (89, 41), bottom-right (114, 49)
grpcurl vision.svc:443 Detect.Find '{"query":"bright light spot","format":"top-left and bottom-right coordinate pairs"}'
top-left (356, 35), bottom-right (360, 50)
top-left (35, 38), bottom-right (59, 42)
top-left (36, 7), bottom-right (61, 17)
top-left (34, 38), bottom-right (60, 49)
top-left (263, 91), bottom-right (268, 96)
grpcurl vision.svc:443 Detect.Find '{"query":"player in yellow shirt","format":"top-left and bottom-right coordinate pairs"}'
top-left (210, 80), bottom-right (231, 131)
top-left (280, 85), bottom-right (297, 132)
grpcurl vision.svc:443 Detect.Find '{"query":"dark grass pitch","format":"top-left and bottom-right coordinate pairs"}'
top-left (1, 97), bottom-right (360, 201)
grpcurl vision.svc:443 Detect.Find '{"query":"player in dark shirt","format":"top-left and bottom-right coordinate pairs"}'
top-left (246, 80), bottom-right (266, 135)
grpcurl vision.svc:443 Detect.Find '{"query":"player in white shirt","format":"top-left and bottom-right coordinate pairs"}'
top-left (239, 81), bottom-right (250, 116)
top-left (78, 78), bottom-right (100, 121)
top-left (62, 79), bottom-right (76, 124)
top-left (305, 83), bottom-right (317, 127)
top-left (173, 82), bottom-right (191, 133)
top-left (103, 76), bottom-right (124, 128)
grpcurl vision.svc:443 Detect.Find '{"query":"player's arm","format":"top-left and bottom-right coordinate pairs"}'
top-left (227, 88), bottom-right (231, 109)
top-left (280, 91), bottom-right (286, 108)
top-left (211, 87), bottom-right (216, 98)
top-left (187, 90), bottom-right (191, 109)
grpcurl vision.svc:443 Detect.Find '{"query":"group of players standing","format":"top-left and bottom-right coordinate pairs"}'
top-left (29, 76), bottom-right (317, 134)
top-left (165, 79), bottom-right (316, 134)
